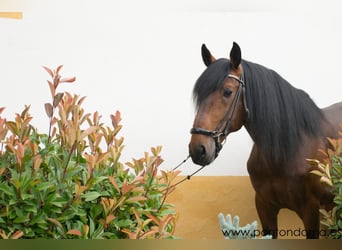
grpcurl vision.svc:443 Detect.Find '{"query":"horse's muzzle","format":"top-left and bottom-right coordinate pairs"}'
top-left (188, 139), bottom-right (216, 166)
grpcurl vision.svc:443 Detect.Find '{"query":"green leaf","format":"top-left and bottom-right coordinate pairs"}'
top-left (37, 222), bottom-right (49, 231)
top-left (14, 215), bottom-right (30, 223)
top-left (64, 165), bottom-right (84, 180)
top-left (115, 219), bottom-right (133, 227)
top-left (82, 191), bottom-right (101, 202)
top-left (90, 204), bottom-right (103, 219)
top-left (92, 224), bottom-right (104, 239)
top-left (29, 212), bottom-right (47, 225)
top-left (89, 216), bottom-right (95, 236)
top-left (91, 176), bottom-right (108, 185)
top-left (46, 192), bottom-right (57, 204)
top-left (21, 193), bottom-right (34, 200)
top-left (50, 197), bottom-right (67, 208)
top-left (11, 179), bottom-right (21, 190)
top-left (334, 195), bottom-right (342, 205)
top-left (337, 220), bottom-right (342, 230)
top-left (75, 209), bottom-right (87, 218)
top-left (0, 183), bottom-right (14, 196)
top-left (24, 205), bottom-right (37, 214)
top-left (58, 208), bottom-right (76, 222)
top-left (36, 182), bottom-right (55, 192)
top-left (14, 207), bottom-right (24, 217)
top-left (158, 208), bottom-right (176, 217)
top-left (9, 199), bottom-right (18, 206)
top-left (99, 191), bottom-right (110, 197)
top-left (49, 206), bottom-right (62, 214)
top-left (22, 227), bottom-right (35, 238)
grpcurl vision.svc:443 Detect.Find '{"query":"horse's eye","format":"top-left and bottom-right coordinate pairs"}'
top-left (223, 89), bottom-right (232, 97)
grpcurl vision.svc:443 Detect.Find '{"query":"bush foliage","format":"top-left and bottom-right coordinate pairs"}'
top-left (0, 66), bottom-right (180, 239)
top-left (309, 127), bottom-right (342, 239)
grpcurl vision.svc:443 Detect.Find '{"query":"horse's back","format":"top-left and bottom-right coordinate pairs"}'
top-left (322, 102), bottom-right (342, 138)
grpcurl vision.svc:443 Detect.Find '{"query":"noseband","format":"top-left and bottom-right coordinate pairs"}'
top-left (190, 74), bottom-right (249, 157)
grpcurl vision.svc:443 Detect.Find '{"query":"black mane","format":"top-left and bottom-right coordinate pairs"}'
top-left (193, 59), bottom-right (325, 166)
top-left (193, 59), bottom-right (231, 109)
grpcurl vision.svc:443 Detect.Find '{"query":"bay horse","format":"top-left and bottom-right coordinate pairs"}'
top-left (188, 42), bottom-right (342, 239)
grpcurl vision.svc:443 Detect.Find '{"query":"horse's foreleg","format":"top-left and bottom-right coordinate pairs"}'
top-left (255, 193), bottom-right (279, 239)
top-left (299, 201), bottom-right (321, 239)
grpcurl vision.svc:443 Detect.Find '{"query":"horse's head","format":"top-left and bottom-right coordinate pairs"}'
top-left (189, 42), bottom-right (249, 166)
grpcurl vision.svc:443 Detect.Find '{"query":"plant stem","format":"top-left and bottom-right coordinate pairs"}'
top-left (62, 141), bottom-right (76, 180)
top-left (47, 107), bottom-right (55, 144)
top-left (144, 172), bottom-right (154, 198)
top-left (158, 188), bottom-right (169, 213)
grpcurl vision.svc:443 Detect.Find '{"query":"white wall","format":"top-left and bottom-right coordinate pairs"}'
top-left (1, 0), bottom-right (341, 175)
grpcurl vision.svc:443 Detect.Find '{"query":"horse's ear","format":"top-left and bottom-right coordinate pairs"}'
top-left (201, 44), bottom-right (216, 67)
top-left (229, 42), bottom-right (241, 69)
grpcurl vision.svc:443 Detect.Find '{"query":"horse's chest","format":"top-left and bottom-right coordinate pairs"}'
top-left (249, 175), bottom-right (308, 209)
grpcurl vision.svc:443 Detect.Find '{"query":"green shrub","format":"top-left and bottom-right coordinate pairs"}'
top-left (0, 66), bottom-right (180, 239)
top-left (309, 127), bottom-right (342, 239)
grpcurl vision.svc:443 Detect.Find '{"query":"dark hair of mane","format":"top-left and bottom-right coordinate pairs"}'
top-left (193, 58), bottom-right (325, 166)
top-left (193, 59), bottom-right (231, 109)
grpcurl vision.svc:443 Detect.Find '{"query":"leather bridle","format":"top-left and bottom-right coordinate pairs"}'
top-left (190, 73), bottom-right (249, 158)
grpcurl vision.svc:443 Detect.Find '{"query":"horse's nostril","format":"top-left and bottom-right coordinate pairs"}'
top-left (189, 142), bottom-right (211, 166)
top-left (200, 145), bottom-right (206, 158)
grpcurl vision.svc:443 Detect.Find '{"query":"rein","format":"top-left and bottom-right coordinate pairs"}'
top-left (170, 154), bottom-right (206, 188)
